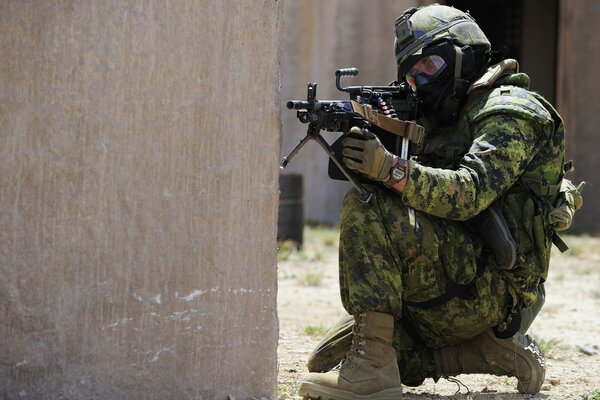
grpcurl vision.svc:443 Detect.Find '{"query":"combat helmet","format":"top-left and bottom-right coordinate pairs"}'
top-left (394, 4), bottom-right (491, 123)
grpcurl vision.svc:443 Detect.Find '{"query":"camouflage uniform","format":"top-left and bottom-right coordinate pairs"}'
top-left (308, 70), bottom-right (565, 385)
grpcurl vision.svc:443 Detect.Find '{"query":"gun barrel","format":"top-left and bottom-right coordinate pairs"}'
top-left (287, 100), bottom-right (311, 110)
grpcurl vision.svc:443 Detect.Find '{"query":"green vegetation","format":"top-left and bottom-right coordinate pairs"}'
top-left (501, 376), bottom-right (517, 386)
top-left (536, 336), bottom-right (564, 358)
top-left (301, 272), bottom-right (324, 287)
top-left (277, 240), bottom-right (300, 262)
top-left (278, 378), bottom-right (300, 400)
top-left (561, 234), bottom-right (600, 259)
top-left (278, 224), bottom-right (340, 262)
top-left (303, 324), bottom-right (329, 336)
top-left (564, 242), bottom-right (584, 257)
top-left (305, 224), bottom-right (339, 249)
top-left (582, 266), bottom-right (595, 275)
top-left (582, 389), bottom-right (600, 400)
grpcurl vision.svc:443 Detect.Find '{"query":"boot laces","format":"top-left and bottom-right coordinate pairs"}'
top-left (445, 376), bottom-right (472, 398)
top-left (339, 313), bottom-right (368, 368)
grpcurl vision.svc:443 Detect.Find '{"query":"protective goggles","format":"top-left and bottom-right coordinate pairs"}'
top-left (404, 55), bottom-right (448, 89)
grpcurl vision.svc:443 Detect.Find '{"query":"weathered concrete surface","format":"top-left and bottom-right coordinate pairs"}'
top-left (0, 1), bottom-right (281, 398)
top-left (557, 0), bottom-right (600, 232)
top-left (281, 0), bottom-right (434, 224)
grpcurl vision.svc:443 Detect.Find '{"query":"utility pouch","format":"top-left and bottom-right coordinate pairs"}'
top-left (467, 200), bottom-right (517, 270)
top-left (500, 192), bottom-right (552, 309)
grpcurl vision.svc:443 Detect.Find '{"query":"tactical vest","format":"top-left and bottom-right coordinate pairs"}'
top-left (414, 60), bottom-right (574, 311)
top-left (399, 61), bottom-right (583, 343)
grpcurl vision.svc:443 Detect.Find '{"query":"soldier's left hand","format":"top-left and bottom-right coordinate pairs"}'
top-left (342, 126), bottom-right (394, 182)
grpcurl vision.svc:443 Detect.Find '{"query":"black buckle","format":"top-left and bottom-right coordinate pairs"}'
top-left (493, 309), bottom-right (522, 339)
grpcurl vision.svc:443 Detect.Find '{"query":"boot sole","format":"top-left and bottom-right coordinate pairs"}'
top-left (299, 381), bottom-right (402, 400)
top-left (486, 331), bottom-right (545, 394)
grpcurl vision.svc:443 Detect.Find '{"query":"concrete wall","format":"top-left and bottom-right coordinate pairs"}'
top-left (281, 0), bottom-right (423, 224)
top-left (0, 1), bottom-right (281, 399)
top-left (557, 0), bottom-right (600, 231)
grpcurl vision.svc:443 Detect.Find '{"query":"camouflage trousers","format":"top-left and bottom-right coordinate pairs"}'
top-left (309, 186), bottom-right (511, 385)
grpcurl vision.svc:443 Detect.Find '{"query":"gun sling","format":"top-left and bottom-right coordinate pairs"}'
top-left (350, 100), bottom-right (425, 145)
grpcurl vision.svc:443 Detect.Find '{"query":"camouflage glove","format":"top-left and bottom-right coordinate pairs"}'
top-left (341, 127), bottom-right (394, 182)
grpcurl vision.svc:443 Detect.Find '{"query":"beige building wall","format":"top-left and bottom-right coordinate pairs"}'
top-left (0, 1), bottom-right (281, 399)
top-left (281, 0), bottom-right (424, 224)
top-left (557, 0), bottom-right (600, 232)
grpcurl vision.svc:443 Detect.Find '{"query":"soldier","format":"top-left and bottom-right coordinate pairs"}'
top-left (299, 4), bottom-right (581, 400)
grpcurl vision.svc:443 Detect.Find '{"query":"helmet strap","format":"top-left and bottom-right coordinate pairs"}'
top-left (431, 46), bottom-right (470, 126)
top-left (453, 45), bottom-right (464, 91)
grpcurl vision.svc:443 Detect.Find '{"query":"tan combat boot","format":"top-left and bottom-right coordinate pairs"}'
top-left (299, 312), bottom-right (402, 400)
top-left (434, 328), bottom-right (546, 394)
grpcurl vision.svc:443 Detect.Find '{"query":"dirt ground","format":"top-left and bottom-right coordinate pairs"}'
top-left (276, 226), bottom-right (600, 400)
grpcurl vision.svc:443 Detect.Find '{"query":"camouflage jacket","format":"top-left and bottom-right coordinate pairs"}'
top-left (402, 67), bottom-right (565, 307)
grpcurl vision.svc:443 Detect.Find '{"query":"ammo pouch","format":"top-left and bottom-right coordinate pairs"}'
top-left (469, 190), bottom-right (551, 307)
top-left (467, 200), bottom-right (517, 269)
top-left (464, 174), bottom-right (579, 265)
top-left (467, 195), bottom-right (547, 339)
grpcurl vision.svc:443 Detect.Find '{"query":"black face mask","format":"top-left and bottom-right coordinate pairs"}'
top-left (415, 65), bottom-right (456, 118)
top-left (400, 41), bottom-right (489, 126)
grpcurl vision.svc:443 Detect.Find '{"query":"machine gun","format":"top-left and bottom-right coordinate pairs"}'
top-left (281, 68), bottom-right (425, 203)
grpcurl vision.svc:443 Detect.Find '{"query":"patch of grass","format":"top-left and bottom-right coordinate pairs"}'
top-left (581, 266), bottom-right (595, 275)
top-left (278, 224), bottom-right (340, 265)
top-left (536, 337), bottom-right (564, 358)
top-left (278, 240), bottom-right (301, 261)
top-left (303, 324), bottom-right (329, 336)
top-left (323, 236), bottom-right (337, 247)
top-left (582, 389), bottom-right (600, 400)
top-left (501, 376), bottom-right (517, 386)
top-left (305, 224), bottom-right (339, 251)
top-left (565, 243), bottom-right (584, 257)
top-left (301, 272), bottom-right (324, 287)
top-left (278, 379), bottom-right (301, 399)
